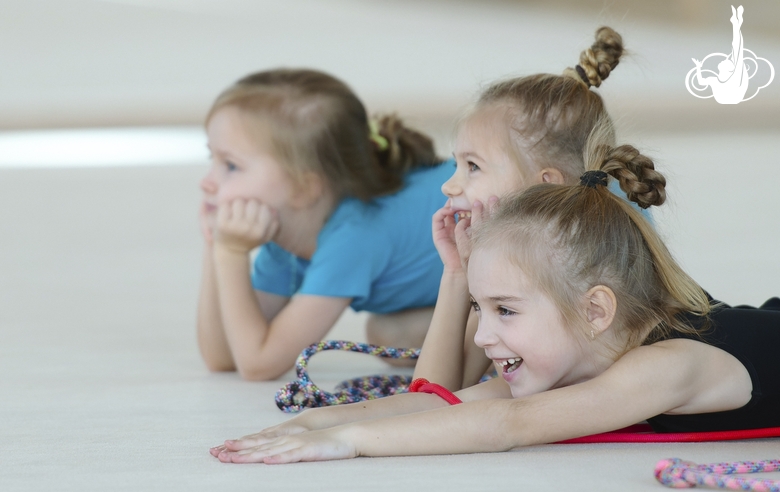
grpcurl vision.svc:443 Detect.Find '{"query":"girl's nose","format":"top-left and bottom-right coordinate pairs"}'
top-left (473, 319), bottom-right (497, 349)
top-left (200, 169), bottom-right (218, 194)
top-left (441, 173), bottom-right (461, 198)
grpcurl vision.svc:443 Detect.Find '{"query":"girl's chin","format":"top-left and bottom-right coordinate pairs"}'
top-left (507, 376), bottom-right (546, 399)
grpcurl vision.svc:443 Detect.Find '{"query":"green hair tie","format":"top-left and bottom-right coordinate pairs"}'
top-left (368, 120), bottom-right (389, 151)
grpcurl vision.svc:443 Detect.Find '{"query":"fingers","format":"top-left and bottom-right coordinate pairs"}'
top-left (199, 201), bottom-right (215, 243)
top-left (432, 206), bottom-right (456, 233)
top-left (222, 432), bottom-right (275, 451)
top-left (487, 196), bottom-right (499, 214)
top-left (215, 440), bottom-right (303, 465)
top-left (214, 198), bottom-right (279, 252)
top-left (469, 196), bottom-right (499, 229)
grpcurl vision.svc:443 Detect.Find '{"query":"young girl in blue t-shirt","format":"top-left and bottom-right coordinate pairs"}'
top-left (197, 69), bottom-right (450, 380)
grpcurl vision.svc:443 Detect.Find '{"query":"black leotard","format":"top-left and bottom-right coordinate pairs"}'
top-left (647, 298), bottom-right (780, 433)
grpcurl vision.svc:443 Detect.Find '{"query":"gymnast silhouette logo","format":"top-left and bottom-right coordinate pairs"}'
top-left (685, 5), bottom-right (774, 104)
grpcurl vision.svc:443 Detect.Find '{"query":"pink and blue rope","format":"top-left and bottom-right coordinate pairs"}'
top-left (655, 458), bottom-right (780, 491)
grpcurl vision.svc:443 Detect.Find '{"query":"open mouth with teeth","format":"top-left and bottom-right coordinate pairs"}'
top-left (500, 358), bottom-right (523, 374)
top-left (455, 211), bottom-right (472, 221)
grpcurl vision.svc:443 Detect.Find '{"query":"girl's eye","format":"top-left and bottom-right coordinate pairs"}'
top-left (469, 298), bottom-right (481, 312)
top-left (226, 161), bottom-right (238, 172)
top-left (468, 162), bottom-right (480, 172)
top-left (497, 306), bottom-right (515, 317)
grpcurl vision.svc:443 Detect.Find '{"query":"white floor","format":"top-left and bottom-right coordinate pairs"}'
top-left (1, 147), bottom-right (778, 490)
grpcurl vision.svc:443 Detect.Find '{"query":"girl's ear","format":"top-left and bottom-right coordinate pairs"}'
top-left (538, 167), bottom-right (565, 185)
top-left (290, 171), bottom-right (326, 209)
top-left (584, 285), bottom-right (617, 336)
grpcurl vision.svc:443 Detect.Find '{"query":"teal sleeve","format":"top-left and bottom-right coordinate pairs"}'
top-left (298, 219), bottom-right (392, 304)
top-left (251, 242), bottom-right (305, 297)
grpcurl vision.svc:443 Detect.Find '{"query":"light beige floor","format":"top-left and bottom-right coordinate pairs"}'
top-left (1, 158), bottom-right (778, 491)
top-left (2, 0), bottom-right (779, 489)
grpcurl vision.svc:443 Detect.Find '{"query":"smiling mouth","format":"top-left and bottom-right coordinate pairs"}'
top-left (455, 211), bottom-right (472, 221)
top-left (499, 358), bottom-right (523, 374)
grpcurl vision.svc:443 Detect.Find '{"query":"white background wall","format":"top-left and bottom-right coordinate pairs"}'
top-left (1, 0), bottom-right (778, 304)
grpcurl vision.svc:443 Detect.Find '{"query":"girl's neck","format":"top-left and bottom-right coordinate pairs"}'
top-left (559, 328), bottom-right (629, 389)
top-left (275, 191), bottom-right (338, 261)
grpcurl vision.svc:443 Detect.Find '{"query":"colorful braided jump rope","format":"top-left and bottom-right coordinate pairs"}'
top-left (274, 340), bottom-right (419, 413)
top-left (654, 458), bottom-right (780, 491)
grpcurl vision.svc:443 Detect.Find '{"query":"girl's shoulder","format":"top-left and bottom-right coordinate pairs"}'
top-left (328, 160), bottom-right (452, 230)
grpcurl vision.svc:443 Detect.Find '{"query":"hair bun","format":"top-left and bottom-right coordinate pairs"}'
top-left (574, 26), bottom-right (624, 88)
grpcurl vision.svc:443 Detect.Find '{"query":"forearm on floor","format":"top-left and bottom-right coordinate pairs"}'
top-left (413, 270), bottom-right (471, 390)
top-left (349, 398), bottom-right (521, 457)
top-left (212, 247), bottom-right (274, 379)
top-left (296, 391), bottom-right (452, 431)
top-left (197, 247), bottom-right (236, 371)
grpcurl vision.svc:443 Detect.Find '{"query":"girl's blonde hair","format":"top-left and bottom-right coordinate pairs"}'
top-left (473, 26), bottom-right (624, 182)
top-left (207, 69), bottom-right (441, 201)
top-left (472, 124), bottom-right (710, 352)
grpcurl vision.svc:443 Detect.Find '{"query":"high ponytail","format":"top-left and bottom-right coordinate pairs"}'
top-left (562, 27), bottom-right (624, 88)
top-left (584, 136), bottom-right (710, 343)
top-left (475, 26), bottom-right (626, 182)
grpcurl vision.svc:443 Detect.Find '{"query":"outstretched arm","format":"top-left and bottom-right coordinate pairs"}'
top-left (213, 375), bottom-right (511, 459)
top-left (217, 339), bottom-right (752, 463)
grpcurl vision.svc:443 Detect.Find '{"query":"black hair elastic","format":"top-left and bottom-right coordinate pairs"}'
top-left (575, 65), bottom-right (592, 88)
top-left (580, 170), bottom-right (609, 188)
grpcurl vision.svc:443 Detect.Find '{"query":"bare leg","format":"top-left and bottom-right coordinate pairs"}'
top-left (365, 307), bottom-right (435, 367)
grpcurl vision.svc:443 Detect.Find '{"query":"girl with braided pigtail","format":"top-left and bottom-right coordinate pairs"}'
top-left (210, 126), bottom-right (780, 463)
top-left (414, 26), bottom-right (651, 392)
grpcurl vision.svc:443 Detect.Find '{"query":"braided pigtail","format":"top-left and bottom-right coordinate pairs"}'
top-left (585, 141), bottom-right (710, 342)
top-left (563, 26), bottom-right (625, 88)
top-left (591, 144), bottom-right (666, 209)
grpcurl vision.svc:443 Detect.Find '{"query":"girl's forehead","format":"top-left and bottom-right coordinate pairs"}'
top-left (469, 245), bottom-right (526, 281)
top-left (458, 107), bottom-right (507, 139)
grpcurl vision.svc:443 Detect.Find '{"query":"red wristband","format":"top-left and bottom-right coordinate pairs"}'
top-left (408, 378), bottom-right (462, 405)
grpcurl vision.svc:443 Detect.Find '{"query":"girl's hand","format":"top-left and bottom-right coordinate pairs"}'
top-left (214, 428), bottom-right (356, 464)
top-left (209, 420), bottom-right (310, 458)
top-left (432, 201), bottom-right (463, 273)
top-left (213, 198), bottom-right (279, 255)
top-left (453, 196), bottom-right (498, 270)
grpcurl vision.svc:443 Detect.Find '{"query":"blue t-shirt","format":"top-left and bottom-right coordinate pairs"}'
top-left (251, 163), bottom-right (451, 314)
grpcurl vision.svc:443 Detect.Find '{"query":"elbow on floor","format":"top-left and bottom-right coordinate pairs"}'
top-left (237, 364), bottom-right (285, 382)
